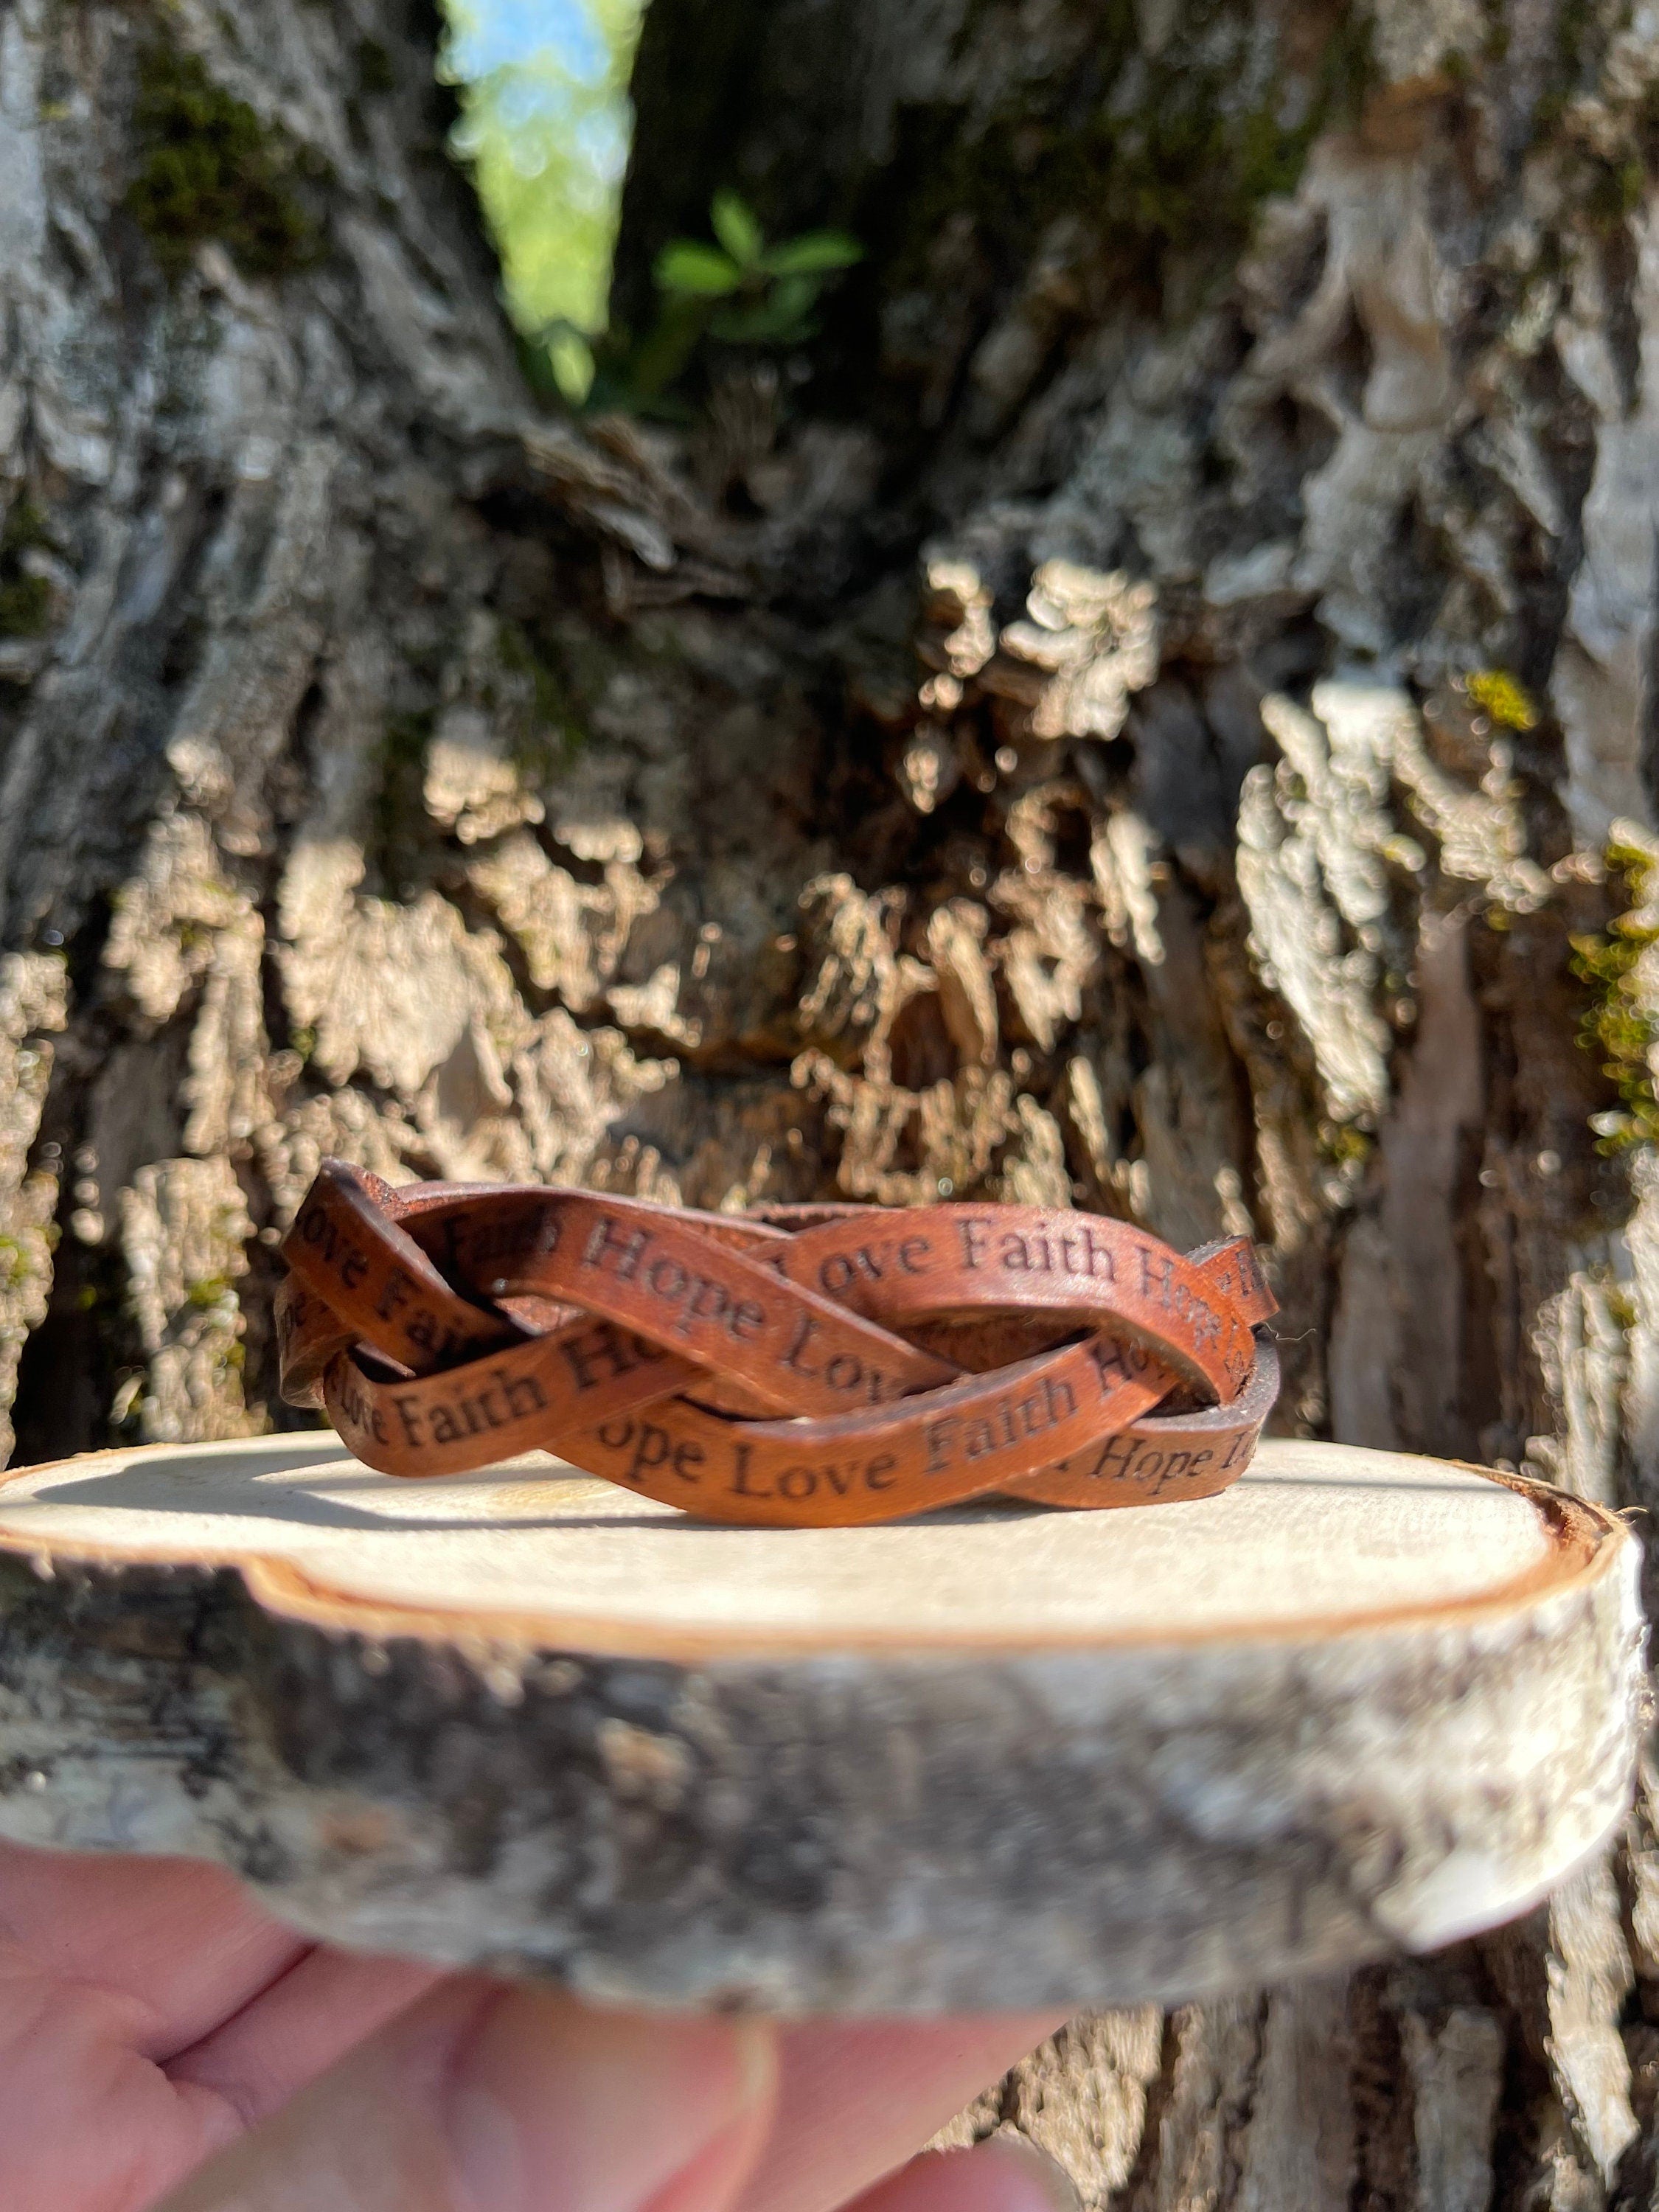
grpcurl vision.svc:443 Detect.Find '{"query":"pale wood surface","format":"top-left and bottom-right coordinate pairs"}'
top-left (0, 1436), bottom-right (1643, 2014)
top-left (0, 1433), bottom-right (1586, 1648)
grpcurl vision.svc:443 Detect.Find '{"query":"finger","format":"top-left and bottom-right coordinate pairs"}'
top-left (849, 2140), bottom-right (1078, 2212)
top-left (0, 1947), bottom-right (245, 2212)
top-left (0, 1845), bottom-right (324, 2212)
top-left (735, 2015), bottom-right (1067, 2212)
top-left (166, 1944), bottom-right (444, 2124)
top-left (154, 1975), bottom-right (779, 2212)
top-left (0, 1841), bottom-right (307, 2059)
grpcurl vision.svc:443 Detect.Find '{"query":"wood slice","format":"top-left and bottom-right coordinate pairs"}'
top-left (0, 1435), bottom-right (1642, 2015)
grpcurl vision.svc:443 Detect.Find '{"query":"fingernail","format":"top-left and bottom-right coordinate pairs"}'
top-left (970, 2137), bottom-right (1082, 2212)
top-left (445, 1986), bottom-right (776, 2212)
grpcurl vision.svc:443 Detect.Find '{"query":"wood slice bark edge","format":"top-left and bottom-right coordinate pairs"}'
top-left (0, 1438), bottom-right (1644, 2016)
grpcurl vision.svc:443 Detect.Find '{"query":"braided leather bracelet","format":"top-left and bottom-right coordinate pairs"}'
top-left (276, 1162), bottom-right (1280, 1527)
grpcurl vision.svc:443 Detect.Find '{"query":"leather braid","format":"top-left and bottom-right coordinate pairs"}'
top-left (277, 1161), bottom-right (1280, 1527)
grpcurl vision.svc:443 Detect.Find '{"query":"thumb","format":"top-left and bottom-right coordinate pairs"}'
top-left (153, 1973), bottom-right (778, 2212)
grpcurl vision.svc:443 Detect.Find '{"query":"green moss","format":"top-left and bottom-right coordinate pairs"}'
top-left (1113, 8), bottom-right (1374, 254)
top-left (877, 1), bottom-right (1374, 338)
top-left (1535, 0), bottom-right (1597, 130)
top-left (355, 38), bottom-right (396, 96)
top-left (362, 625), bottom-right (585, 888)
top-left (1319, 1121), bottom-right (1374, 1169)
top-left (1571, 838), bottom-right (1659, 1151)
top-left (496, 618), bottom-right (585, 768)
top-left (125, 45), bottom-right (324, 279)
top-left (3, 501), bottom-right (52, 557)
top-left (368, 708), bottom-right (434, 895)
top-left (0, 574), bottom-right (50, 638)
top-left (1532, 0), bottom-right (1659, 217)
top-left (1090, 74), bottom-right (1324, 255)
top-left (1587, 155), bottom-right (1648, 230)
top-left (0, 499), bottom-right (55, 639)
top-left (1464, 668), bottom-right (1538, 730)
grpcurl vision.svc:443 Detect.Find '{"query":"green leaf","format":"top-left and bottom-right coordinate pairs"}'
top-left (710, 278), bottom-right (821, 344)
top-left (759, 230), bottom-right (863, 276)
top-left (546, 327), bottom-right (596, 406)
top-left (710, 307), bottom-right (784, 343)
top-left (622, 296), bottom-right (710, 398)
top-left (768, 273), bottom-right (822, 321)
top-left (710, 189), bottom-right (765, 268)
top-left (654, 241), bottom-right (742, 296)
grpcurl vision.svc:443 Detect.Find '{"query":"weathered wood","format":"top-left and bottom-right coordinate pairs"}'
top-left (4, 0), bottom-right (1659, 2196)
top-left (0, 1436), bottom-right (1641, 2015)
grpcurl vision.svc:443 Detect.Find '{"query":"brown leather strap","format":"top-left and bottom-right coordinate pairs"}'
top-left (278, 1162), bottom-right (1280, 1526)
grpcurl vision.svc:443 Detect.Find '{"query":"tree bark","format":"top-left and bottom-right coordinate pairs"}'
top-left (2, 0), bottom-right (1658, 2202)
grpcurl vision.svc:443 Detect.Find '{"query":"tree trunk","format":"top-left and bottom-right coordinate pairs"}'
top-left (2, 0), bottom-right (1658, 2202)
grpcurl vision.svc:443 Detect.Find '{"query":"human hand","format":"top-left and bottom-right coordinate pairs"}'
top-left (0, 1840), bottom-right (1071, 2212)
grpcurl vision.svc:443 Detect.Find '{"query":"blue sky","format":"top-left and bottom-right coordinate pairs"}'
top-left (444, 0), bottom-right (611, 86)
